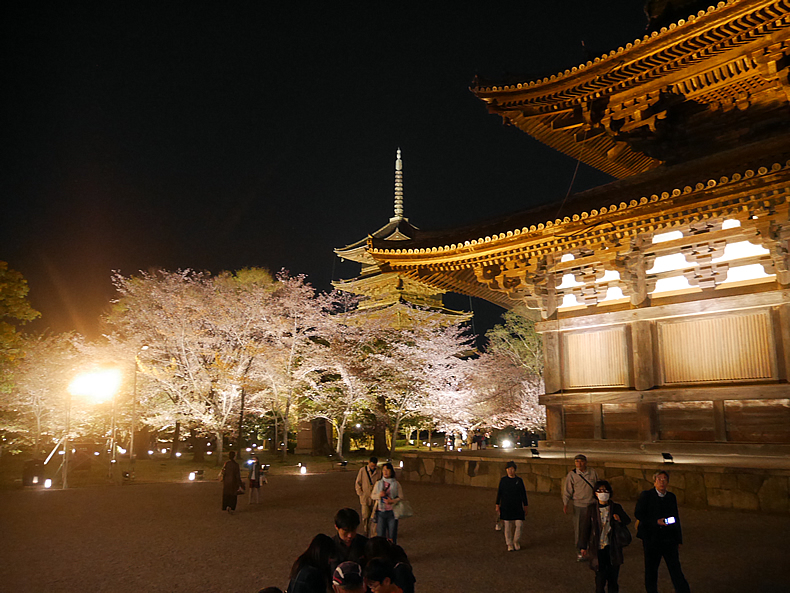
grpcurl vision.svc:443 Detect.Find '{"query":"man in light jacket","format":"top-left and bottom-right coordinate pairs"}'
top-left (562, 453), bottom-right (599, 561)
top-left (355, 456), bottom-right (382, 536)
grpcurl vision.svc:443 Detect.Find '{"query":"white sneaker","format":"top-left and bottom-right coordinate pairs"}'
top-left (507, 545), bottom-right (514, 552)
top-left (514, 542), bottom-right (521, 551)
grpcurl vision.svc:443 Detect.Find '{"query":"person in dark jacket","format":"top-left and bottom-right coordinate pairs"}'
top-left (219, 450), bottom-right (243, 513)
top-left (495, 461), bottom-right (529, 551)
top-left (330, 508), bottom-right (368, 571)
top-left (288, 533), bottom-right (335, 593)
top-left (634, 470), bottom-right (691, 593)
top-left (579, 480), bottom-right (631, 593)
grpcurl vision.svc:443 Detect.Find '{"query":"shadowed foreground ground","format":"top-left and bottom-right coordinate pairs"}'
top-left (1, 470), bottom-right (786, 592)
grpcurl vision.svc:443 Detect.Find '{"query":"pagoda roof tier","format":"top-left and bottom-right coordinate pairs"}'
top-left (335, 216), bottom-right (419, 266)
top-left (472, 0), bottom-right (790, 179)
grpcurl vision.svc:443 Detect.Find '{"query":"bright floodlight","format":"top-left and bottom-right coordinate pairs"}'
top-left (502, 439), bottom-right (513, 448)
top-left (188, 472), bottom-right (196, 481)
top-left (161, 449), bottom-right (167, 454)
top-left (355, 423), bottom-right (361, 428)
top-left (44, 479), bottom-right (52, 489)
top-left (68, 368), bottom-right (123, 403)
top-left (175, 452), bottom-right (182, 458)
top-left (148, 450), bottom-right (154, 455)
top-left (300, 466), bottom-right (307, 475)
top-left (399, 460), bottom-right (404, 468)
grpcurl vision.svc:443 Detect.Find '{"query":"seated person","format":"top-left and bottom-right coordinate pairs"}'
top-left (332, 561), bottom-right (365, 593)
top-left (331, 508), bottom-right (368, 569)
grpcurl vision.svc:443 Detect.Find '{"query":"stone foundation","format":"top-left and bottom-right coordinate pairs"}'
top-left (400, 452), bottom-right (790, 514)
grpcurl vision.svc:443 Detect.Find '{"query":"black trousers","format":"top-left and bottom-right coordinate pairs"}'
top-left (222, 493), bottom-right (238, 511)
top-left (642, 540), bottom-right (690, 593)
top-left (595, 546), bottom-right (620, 593)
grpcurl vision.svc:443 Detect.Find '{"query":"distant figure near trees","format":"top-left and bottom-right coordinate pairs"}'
top-left (248, 455), bottom-right (266, 504)
top-left (219, 450), bottom-right (243, 514)
top-left (355, 457), bottom-right (382, 536)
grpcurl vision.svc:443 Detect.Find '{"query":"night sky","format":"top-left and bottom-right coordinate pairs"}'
top-left (3, 2), bottom-right (650, 338)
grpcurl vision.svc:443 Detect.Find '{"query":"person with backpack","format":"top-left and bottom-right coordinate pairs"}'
top-left (563, 454), bottom-right (599, 561)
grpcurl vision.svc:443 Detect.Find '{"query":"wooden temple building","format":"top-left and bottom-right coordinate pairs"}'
top-left (365, 0), bottom-right (790, 456)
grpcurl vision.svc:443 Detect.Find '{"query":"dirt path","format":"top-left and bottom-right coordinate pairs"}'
top-left (1, 470), bottom-right (786, 592)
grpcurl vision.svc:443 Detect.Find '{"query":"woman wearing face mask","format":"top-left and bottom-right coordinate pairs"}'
top-left (578, 480), bottom-right (631, 593)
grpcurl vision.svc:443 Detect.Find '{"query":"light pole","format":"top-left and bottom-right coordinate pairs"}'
top-left (130, 345), bottom-right (148, 476)
top-left (62, 392), bottom-right (72, 489)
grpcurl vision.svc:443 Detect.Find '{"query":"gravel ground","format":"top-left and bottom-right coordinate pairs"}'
top-left (1, 470), bottom-right (787, 592)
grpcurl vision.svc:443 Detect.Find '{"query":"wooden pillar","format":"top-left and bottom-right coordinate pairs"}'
top-left (543, 330), bottom-right (561, 394)
top-left (546, 405), bottom-right (565, 441)
top-left (712, 400), bottom-right (727, 442)
top-left (632, 320), bottom-right (656, 391)
top-left (593, 404), bottom-right (604, 440)
top-left (775, 304), bottom-right (790, 381)
top-left (637, 401), bottom-right (659, 442)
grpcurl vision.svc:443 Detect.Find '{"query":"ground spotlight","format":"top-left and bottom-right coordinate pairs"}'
top-left (300, 466), bottom-right (307, 475)
top-left (44, 479), bottom-right (52, 489)
top-left (175, 452), bottom-right (182, 458)
top-left (188, 472), bottom-right (196, 481)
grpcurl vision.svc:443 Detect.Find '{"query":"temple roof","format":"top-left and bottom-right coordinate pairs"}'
top-left (369, 136), bottom-right (790, 254)
top-left (471, 0), bottom-right (790, 179)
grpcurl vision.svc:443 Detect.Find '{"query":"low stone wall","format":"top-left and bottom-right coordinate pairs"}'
top-left (400, 452), bottom-right (790, 514)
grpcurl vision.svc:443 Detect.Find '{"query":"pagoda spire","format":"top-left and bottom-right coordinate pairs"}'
top-left (393, 148), bottom-right (404, 220)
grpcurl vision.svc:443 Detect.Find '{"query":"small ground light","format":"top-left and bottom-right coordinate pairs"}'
top-left (399, 460), bottom-right (403, 468)
top-left (58, 451), bottom-right (64, 455)
top-left (206, 451), bottom-right (212, 455)
top-left (44, 479), bottom-right (52, 489)
top-left (300, 466), bottom-right (307, 475)
top-left (161, 449), bottom-right (167, 454)
top-left (355, 423), bottom-right (361, 428)
top-left (94, 452), bottom-right (100, 456)
top-left (188, 472), bottom-right (196, 481)
top-left (148, 450), bottom-right (154, 455)
top-left (118, 447), bottom-right (126, 454)
top-left (246, 447), bottom-right (251, 452)
top-left (32, 476), bottom-right (39, 484)
top-left (175, 452), bottom-right (182, 457)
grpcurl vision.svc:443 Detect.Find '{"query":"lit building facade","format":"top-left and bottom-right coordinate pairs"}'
top-left (366, 0), bottom-right (790, 455)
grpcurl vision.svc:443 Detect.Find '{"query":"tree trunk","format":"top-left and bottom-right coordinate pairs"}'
top-left (373, 395), bottom-right (389, 458)
top-left (281, 401), bottom-right (291, 462)
top-left (428, 428), bottom-right (432, 451)
top-left (336, 419), bottom-right (346, 459)
top-left (170, 421), bottom-right (181, 458)
top-left (389, 416), bottom-right (402, 460)
top-left (273, 414), bottom-right (278, 452)
top-left (237, 387), bottom-right (246, 454)
top-left (189, 427), bottom-right (205, 462)
top-left (215, 430), bottom-right (223, 466)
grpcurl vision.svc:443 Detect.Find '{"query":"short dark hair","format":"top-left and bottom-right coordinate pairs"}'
top-left (364, 558), bottom-right (395, 584)
top-left (505, 461), bottom-right (517, 470)
top-left (334, 507), bottom-right (361, 531)
top-left (593, 480), bottom-right (612, 494)
top-left (228, 450), bottom-right (236, 460)
top-left (653, 470), bottom-right (670, 481)
top-left (369, 456), bottom-right (378, 464)
top-left (382, 462), bottom-right (395, 474)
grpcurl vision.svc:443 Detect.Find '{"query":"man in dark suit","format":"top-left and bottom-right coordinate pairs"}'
top-left (635, 470), bottom-right (691, 593)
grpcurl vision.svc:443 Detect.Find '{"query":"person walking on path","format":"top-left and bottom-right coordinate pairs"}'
top-left (635, 470), bottom-right (691, 593)
top-left (219, 450), bottom-right (243, 514)
top-left (355, 456), bottom-right (382, 536)
top-left (579, 480), bottom-right (631, 593)
top-left (563, 453), bottom-right (599, 561)
top-left (371, 462), bottom-right (403, 544)
top-left (248, 455), bottom-right (266, 504)
top-left (495, 461), bottom-right (529, 551)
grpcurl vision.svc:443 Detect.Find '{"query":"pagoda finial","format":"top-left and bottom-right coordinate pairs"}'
top-left (393, 148), bottom-right (404, 219)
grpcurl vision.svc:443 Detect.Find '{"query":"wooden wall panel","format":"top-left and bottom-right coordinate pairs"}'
top-left (602, 403), bottom-right (638, 440)
top-left (658, 401), bottom-right (715, 441)
top-left (564, 404), bottom-right (595, 440)
top-left (562, 328), bottom-right (628, 389)
top-left (725, 399), bottom-right (790, 443)
top-left (658, 311), bottom-right (775, 384)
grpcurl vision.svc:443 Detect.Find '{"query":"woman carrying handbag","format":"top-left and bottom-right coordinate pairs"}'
top-left (371, 462), bottom-right (404, 544)
top-left (578, 480), bottom-right (632, 593)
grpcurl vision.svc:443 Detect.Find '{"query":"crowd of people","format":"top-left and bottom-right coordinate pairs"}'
top-left (220, 449), bottom-right (690, 593)
top-left (256, 507), bottom-right (416, 593)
